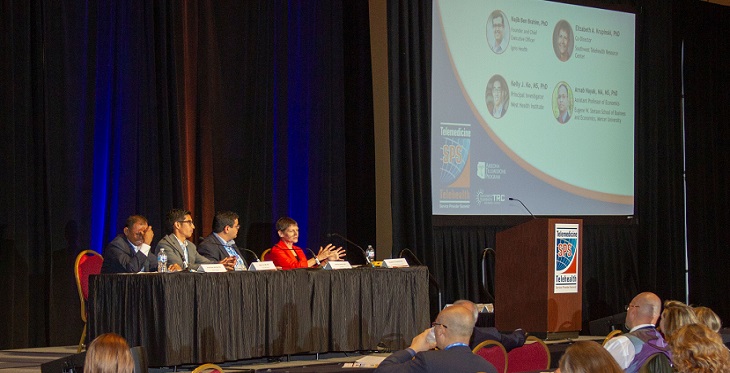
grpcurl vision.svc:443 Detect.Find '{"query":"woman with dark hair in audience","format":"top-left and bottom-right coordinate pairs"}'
top-left (557, 340), bottom-right (623, 373)
top-left (670, 323), bottom-right (730, 373)
top-left (83, 333), bottom-right (134, 373)
top-left (693, 306), bottom-right (722, 333)
top-left (659, 300), bottom-right (699, 343)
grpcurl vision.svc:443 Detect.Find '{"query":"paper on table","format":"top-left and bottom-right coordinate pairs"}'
top-left (353, 355), bottom-right (387, 367)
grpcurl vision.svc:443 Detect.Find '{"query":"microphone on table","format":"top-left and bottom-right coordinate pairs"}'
top-left (508, 197), bottom-right (537, 219)
top-left (327, 232), bottom-right (372, 267)
top-left (304, 247), bottom-right (321, 266)
top-left (241, 248), bottom-right (261, 262)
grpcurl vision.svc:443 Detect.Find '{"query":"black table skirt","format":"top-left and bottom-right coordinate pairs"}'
top-left (88, 266), bottom-right (430, 366)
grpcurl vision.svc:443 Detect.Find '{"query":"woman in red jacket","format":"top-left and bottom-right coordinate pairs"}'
top-left (269, 217), bottom-right (346, 270)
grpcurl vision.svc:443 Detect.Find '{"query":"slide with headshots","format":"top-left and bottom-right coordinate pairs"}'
top-left (431, 0), bottom-right (635, 216)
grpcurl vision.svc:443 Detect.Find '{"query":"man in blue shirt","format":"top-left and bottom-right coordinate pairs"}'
top-left (198, 211), bottom-right (247, 270)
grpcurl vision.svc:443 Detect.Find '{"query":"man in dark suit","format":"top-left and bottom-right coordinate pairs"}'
top-left (454, 299), bottom-right (526, 351)
top-left (198, 211), bottom-right (247, 270)
top-left (374, 304), bottom-right (497, 373)
top-left (155, 209), bottom-right (236, 271)
top-left (102, 215), bottom-right (164, 273)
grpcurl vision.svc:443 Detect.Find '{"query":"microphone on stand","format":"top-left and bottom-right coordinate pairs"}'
top-left (327, 232), bottom-right (372, 267)
top-left (508, 197), bottom-right (537, 219)
top-left (398, 248), bottom-right (422, 265)
top-left (304, 247), bottom-right (321, 266)
top-left (241, 248), bottom-right (261, 262)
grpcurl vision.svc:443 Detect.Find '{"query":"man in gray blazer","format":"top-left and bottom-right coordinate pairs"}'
top-left (155, 208), bottom-right (236, 271)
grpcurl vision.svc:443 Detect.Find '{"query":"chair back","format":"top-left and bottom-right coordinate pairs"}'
top-left (131, 345), bottom-right (149, 373)
top-left (602, 329), bottom-right (623, 346)
top-left (506, 336), bottom-right (550, 373)
top-left (260, 248), bottom-right (271, 261)
top-left (192, 363), bottom-right (225, 373)
top-left (472, 340), bottom-right (508, 373)
top-left (480, 248), bottom-right (496, 303)
top-left (638, 353), bottom-right (673, 373)
top-left (74, 250), bottom-right (104, 320)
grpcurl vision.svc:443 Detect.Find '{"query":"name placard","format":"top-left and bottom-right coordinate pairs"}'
top-left (323, 261), bottom-right (353, 270)
top-left (248, 261), bottom-right (277, 271)
top-left (382, 258), bottom-right (409, 268)
top-left (197, 264), bottom-right (227, 273)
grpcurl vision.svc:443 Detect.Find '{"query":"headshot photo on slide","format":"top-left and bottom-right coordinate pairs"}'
top-left (486, 10), bottom-right (510, 54)
top-left (553, 20), bottom-right (574, 62)
top-left (486, 74), bottom-right (509, 119)
top-left (553, 82), bottom-right (574, 124)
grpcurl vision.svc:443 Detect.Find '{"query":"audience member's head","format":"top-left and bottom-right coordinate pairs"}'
top-left (693, 306), bottom-right (722, 333)
top-left (659, 300), bottom-right (699, 342)
top-left (559, 340), bottom-right (623, 373)
top-left (432, 304), bottom-right (474, 350)
top-left (670, 323), bottom-right (730, 373)
top-left (83, 333), bottom-right (134, 373)
top-left (453, 299), bottom-right (479, 326)
top-left (625, 292), bottom-right (662, 329)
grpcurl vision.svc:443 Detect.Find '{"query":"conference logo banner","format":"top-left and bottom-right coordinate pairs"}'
top-left (554, 223), bottom-right (579, 293)
top-left (437, 122), bottom-right (472, 210)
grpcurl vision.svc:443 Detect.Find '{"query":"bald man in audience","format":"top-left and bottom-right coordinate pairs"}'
top-left (604, 292), bottom-right (671, 373)
top-left (454, 299), bottom-right (526, 351)
top-left (374, 305), bottom-right (497, 373)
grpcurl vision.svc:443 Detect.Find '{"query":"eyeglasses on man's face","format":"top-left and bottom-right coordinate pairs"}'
top-left (431, 322), bottom-right (448, 329)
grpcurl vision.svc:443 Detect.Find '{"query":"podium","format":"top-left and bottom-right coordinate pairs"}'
top-left (495, 218), bottom-right (582, 339)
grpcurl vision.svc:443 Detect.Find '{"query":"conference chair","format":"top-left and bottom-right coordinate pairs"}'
top-left (130, 345), bottom-right (149, 373)
top-left (506, 336), bottom-right (550, 373)
top-left (261, 248), bottom-right (271, 261)
top-left (192, 363), bottom-right (225, 373)
top-left (638, 353), bottom-right (673, 373)
top-left (74, 250), bottom-right (104, 353)
top-left (472, 340), bottom-right (508, 373)
top-left (480, 248), bottom-right (496, 303)
top-left (602, 329), bottom-right (623, 346)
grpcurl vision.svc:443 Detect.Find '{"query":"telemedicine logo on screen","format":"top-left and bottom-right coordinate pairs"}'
top-left (438, 122), bottom-right (472, 209)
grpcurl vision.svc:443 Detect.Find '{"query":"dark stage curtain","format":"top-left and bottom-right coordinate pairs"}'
top-left (387, 0), bottom-right (692, 325)
top-left (683, 2), bottom-right (730, 321)
top-left (1, 0), bottom-right (374, 348)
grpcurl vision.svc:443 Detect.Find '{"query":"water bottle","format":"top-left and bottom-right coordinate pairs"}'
top-left (158, 248), bottom-right (168, 273)
top-left (366, 245), bottom-right (375, 265)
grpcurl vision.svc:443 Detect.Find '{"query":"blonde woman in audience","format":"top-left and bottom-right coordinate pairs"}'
top-left (558, 340), bottom-right (623, 373)
top-left (693, 306), bottom-right (722, 332)
top-left (659, 300), bottom-right (699, 343)
top-left (670, 323), bottom-right (730, 373)
top-left (83, 333), bottom-right (134, 373)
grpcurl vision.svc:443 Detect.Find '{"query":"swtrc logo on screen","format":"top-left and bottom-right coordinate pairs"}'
top-left (475, 189), bottom-right (506, 205)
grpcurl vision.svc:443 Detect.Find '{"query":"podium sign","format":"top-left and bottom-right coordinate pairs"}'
top-left (495, 218), bottom-right (582, 339)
